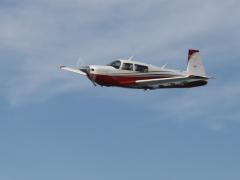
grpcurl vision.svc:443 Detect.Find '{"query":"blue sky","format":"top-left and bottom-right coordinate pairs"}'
top-left (1, 0), bottom-right (240, 179)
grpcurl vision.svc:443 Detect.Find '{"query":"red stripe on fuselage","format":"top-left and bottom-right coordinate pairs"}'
top-left (88, 74), bottom-right (173, 87)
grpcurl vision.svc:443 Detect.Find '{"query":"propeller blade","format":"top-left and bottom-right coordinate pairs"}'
top-left (76, 56), bottom-right (87, 68)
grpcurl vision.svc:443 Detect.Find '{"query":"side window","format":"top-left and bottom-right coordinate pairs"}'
top-left (122, 63), bottom-right (133, 71)
top-left (135, 64), bottom-right (148, 72)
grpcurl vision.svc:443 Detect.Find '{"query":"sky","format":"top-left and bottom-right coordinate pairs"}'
top-left (1, 0), bottom-right (240, 179)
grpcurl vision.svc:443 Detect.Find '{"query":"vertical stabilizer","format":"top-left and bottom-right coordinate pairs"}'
top-left (187, 49), bottom-right (206, 77)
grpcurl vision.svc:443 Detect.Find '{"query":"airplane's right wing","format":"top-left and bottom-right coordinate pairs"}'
top-left (60, 66), bottom-right (87, 76)
top-left (135, 76), bottom-right (190, 86)
top-left (135, 76), bottom-right (208, 86)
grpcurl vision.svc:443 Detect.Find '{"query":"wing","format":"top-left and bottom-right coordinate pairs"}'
top-left (135, 76), bottom-right (193, 86)
top-left (60, 65), bottom-right (87, 76)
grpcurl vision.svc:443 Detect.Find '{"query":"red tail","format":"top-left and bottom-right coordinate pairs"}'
top-left (188, 49), bottom-right (199, 62)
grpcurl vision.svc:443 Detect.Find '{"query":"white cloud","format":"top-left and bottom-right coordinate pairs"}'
top-left (1, 0), bottom-right (240, 123)
top-left (148, 82), bottom-right (240, 130)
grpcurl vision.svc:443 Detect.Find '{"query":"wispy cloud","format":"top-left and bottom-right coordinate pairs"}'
top-left (148, 82), bottom-right (240, 130)
top-left (1, 0), bottom-right (240, 128)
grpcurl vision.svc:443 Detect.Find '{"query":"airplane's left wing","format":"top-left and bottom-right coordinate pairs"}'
top-left (60, 66), bottom-right (87, 76)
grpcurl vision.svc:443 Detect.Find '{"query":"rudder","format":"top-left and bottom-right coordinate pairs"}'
top-left (187, 49), bottom-right (206, 77)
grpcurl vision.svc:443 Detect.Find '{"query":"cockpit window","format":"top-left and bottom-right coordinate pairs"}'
top-left (135, 64), bottom-right (148, 72)
top-left (108, 60), bottom-right (121, 69)
top-left (122, 63), bottom-right (133, 71)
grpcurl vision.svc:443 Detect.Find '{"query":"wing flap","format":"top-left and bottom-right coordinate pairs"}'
top-left (60, 66), bottom-right (87, 76)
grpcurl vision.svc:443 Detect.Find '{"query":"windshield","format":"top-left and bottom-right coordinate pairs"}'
top-left (108, 60), bottom-right (121, 69)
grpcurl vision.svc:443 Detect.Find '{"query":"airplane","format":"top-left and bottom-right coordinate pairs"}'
top-left (60, 49), bottom-right (212, 90)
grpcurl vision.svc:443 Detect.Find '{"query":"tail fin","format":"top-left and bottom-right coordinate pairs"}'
top-left (187, 49), bottom-right (206, 77)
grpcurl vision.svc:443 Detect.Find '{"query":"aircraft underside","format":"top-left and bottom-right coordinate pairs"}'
top-left (125, 80), bottom-right (207, 89)
top-left (89, 74), bottom-right (208, 90)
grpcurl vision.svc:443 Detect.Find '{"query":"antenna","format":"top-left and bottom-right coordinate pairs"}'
top-left (128, 52), bottom-right (135, 61)
top-left (161, 63), bottom-right (167, 69)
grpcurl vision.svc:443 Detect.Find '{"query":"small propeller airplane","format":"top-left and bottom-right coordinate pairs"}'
top-left (60, 49), bottom-right (213, 90)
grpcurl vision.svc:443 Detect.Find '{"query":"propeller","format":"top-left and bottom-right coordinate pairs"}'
top-left (75, 56), bottom-right (97, 86)
top-left (76, 56), bottom-right (87, 68)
